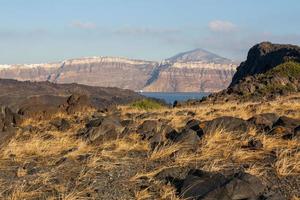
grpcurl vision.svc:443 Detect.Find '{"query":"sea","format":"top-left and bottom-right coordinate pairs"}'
top-left (140, 92), bottom-right (210, 104)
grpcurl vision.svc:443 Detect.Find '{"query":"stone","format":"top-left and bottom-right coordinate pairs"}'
top-left (149, 124), bottom-right (178, 150)
top-left (204, 116), bottom-right (250, 134)
top-left (248, 113), bottom-right (279, 132)
top-left (178, 170), bottom-right (265, 200)
top-left (136, 120), bottom-right (160, 140)
top-left (273, 116), bottom-right (300, 129)
top-left (171, 129), bottom-right (200, 151)
top-left (77, 117), bottom-right (123, 144)
top-left (242, 138), bottom-right (263, 150)
top-left (50, 118), bottom-right (71, 132)
top-left (268, 126), bottom-right (292, 136)
top-left (184, 119), bottom-right (204, 138)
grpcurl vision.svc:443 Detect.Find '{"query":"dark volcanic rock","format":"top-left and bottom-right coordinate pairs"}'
top-left (0, 79), bottom-right (143, 114)
top-left (273, 116), bottom-right (300, 129)
top-left (162, 169), bottom-right (266, 200)
top-left (65, 94), bottom-right (91, 114)
top-left (50, 118), bottom-right (71, 132)
top-left (267, 116), bottom-right (300, 139)
top-left (137, 120), bottom-right (160, 140)
top-left (248, 113), bottom-right (279, 132)
top-left (77, 117), bottom-right (123, 144)
top-left (196, 42), bottom-right (300, 103)
top-left (231, 42), bottom-right (300, 86)
top-left (242, 138), bottom-right (263, 150)
top-left (294, 126), bottom-right (300, 138)
top-left (203, 116), bottom-right (251, 134)
top-left (172, 129), bottom-right (200, 151)
top-left (149, 124), bottom-right (178, 149)
top-left (137, 120), bottom-right (178, 149)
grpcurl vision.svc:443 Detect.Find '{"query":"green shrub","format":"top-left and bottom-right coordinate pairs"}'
top-left (268, 61), bottom-right (300, 78)
top-left (130, 99), bottom-right (163, 110)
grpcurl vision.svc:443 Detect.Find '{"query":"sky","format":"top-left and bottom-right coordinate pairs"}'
top-left (0, 0), bottom-right (300, 64)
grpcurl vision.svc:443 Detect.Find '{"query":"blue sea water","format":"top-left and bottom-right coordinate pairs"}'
top-left (140, 92), bottom-right (210, 104)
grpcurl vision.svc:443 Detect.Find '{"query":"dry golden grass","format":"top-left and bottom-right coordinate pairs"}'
top-left (1, 93), bottom-right (300, 199)
top-left (150, 142), bottom-right (186, 161)
top-left (292, 196), bottom-right (300, 200)
top-left (120, 93), bottom-right (300, 128)
top-left (2, 133), bottom-right (79, 159)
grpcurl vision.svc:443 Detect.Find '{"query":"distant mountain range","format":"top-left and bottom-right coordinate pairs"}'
top-left (0, 49), bottom-right (237, 92)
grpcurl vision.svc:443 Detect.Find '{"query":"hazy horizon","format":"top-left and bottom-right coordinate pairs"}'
top-left (1, 0), bottom-right (300, 64)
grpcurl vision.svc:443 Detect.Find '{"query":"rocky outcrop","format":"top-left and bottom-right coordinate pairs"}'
top-left (185, 42), bottom-right (300, 103)
top-left (231, 42), bottom-right (300, 86)
top-left (0, 79), bottom-right (143, 119)
top-left (0, 49), bottom-right (237, 92)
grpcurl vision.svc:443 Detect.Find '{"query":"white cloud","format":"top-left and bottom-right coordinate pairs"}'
top-left (208, 20), bottom-right (237, 32)
top-left (70, 21), bottom-right (97, 30)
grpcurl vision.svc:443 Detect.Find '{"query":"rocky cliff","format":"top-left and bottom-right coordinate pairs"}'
top-left (230, 42), bottom-right (300, 86)
top-left (0, 50), bottom-right (237, 92)
top-left (199, 42), bottom-right (300, 103)
top-left (143, 49), bottom-right (236, 92)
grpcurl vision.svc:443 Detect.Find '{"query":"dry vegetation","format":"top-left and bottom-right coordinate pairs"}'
top-left (0, 94), bottom-right (300, 199)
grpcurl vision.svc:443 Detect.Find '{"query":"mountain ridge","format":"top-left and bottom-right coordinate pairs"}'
top-left (0, 49), bottom-right (237, 92)
top-left (166, 48), bottom-right (234, 64)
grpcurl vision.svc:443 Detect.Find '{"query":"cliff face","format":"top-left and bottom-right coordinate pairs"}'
top-left (0, 63), bottom-right (60, 82)
top-left (47, 57), bottom-right (158, 91)
top-left (0, 58), bottom-right (158, 91)
top-left (0, 49), bottom-right (237, 92)
top-left (143, 61), bottom-right (236, 92)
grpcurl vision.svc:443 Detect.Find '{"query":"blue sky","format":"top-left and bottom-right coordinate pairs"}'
top-left (0, 0), bottom-right (300, 64)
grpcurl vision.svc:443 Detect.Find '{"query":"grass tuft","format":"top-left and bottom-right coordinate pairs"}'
top-left (130, 99), bottom-right (164, 110)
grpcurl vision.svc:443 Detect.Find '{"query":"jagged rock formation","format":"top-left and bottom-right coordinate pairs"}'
top-left (231, 42), bottom-right (300, 86)
top-left (198, 42), bottom-right (300, 103)
top-left (0, 50), bottom-right (237, 92)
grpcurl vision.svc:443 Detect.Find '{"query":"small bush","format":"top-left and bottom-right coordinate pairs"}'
top-left (130, 99), bottom-right (163, 110)
top-left (268, 61), bottom-right (300, 78)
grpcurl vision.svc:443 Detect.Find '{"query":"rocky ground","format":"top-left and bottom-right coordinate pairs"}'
top-left (0, 93), bottom-right (299, 200)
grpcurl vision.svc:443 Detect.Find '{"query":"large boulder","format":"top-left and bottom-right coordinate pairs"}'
top-left (77, 116), bottom-right (123, 144)
top-left (248, 113), bottom-right (279, 132)
top-left (137, 120), bottom-right (178, 150)
top-left (64, 94), bottom-right (91, 114)
top-left (17, 94), bottom-right (92, 120)
top-left (203, 116), bottom-right (251, 134)
top-left (171, 129), bottom-right (200, 151)
top-left (268, 116), bottom-right (300, 139)
top-left (156, 167), bottom-right (267, 200)
top-left (137, 120), bottom-right (161, 140)
top-left (178, 169), bottom-right (265, 200)
top-left (273, 116), bottom-right (300, 129)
